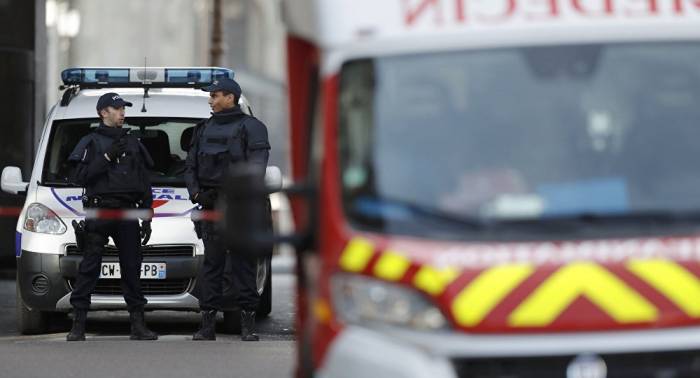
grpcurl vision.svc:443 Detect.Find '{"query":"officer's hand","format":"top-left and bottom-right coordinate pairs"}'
top-left (117, 138), bottom-right (128, 156)
top-left (196, 190), bottom-right (217, 208)
top-left (140, 220), bottom-right (152, 246)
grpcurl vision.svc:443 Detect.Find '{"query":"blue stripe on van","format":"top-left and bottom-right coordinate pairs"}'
top-left (15, 231), bottom-right (21, 257)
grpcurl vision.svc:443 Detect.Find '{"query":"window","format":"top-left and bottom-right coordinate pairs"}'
top-left (338, 42), bottom-right (700, 239)
top-left (42, 117), bottom-right (202, 187)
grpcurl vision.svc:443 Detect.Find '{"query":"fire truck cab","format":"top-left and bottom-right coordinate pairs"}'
top-left (279, 1), bottom-right (700, 377)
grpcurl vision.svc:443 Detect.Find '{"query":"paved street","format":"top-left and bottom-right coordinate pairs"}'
top-left (0, 271), bottom-right (296, 378)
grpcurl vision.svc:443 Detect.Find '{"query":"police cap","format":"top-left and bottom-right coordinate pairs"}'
top-left (201, 77), bottom-right (242, 98)
top-left (96, 92), bottom-right (133, 111)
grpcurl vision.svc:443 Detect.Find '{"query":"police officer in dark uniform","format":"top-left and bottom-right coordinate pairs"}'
top-left (65, 92), bottom-right (158, 341)
top-left (185, 77), bottom-right (270, 341)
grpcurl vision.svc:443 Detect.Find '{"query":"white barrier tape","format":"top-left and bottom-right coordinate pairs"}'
top-left (84, 208), bottom-right (154, 221)
top-left (190, 209), bottom-right (222, 222)
top-left (0, 207), bottom-right (221, 221)
top-left (0, 207), bottom-right (22, 217)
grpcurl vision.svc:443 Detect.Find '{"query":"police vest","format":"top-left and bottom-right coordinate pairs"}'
top-left (195, 117), bottom-right (247, 187)
top-left (86, 132), bottom-right (150, 196)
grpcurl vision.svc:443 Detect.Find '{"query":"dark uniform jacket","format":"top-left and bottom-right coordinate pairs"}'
top-left (68, 124), bottom-right (154, 209)
top-left (184, 106), bottom-right (271, 198)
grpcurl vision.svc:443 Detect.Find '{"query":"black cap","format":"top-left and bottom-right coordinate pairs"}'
top-left (201, 77), bottom-right (242, 98)
top-left (96, 92), bottom-right (133, 111)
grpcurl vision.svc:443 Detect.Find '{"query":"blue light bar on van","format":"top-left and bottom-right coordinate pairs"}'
top-left (60, 67), bottom-right (234, 88)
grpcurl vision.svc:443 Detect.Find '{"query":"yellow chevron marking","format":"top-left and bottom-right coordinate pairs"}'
top-left (414, 266), bottom-right (460, 296)
top-left (313, 298), bottom-right (332, 325)
top-left (452, 264), bottom-right (534, 327)
top-left (339, 238), bottom-right (374, 273)
top-left (373, 250), bottom-right (411, 281)
top-left (628, 259), bottom-right (700, 317)
top-left (509, 262), bottom-right (657, 327)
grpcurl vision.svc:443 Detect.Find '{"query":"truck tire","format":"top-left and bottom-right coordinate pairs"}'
top-left (16, 273), bottom-right (49, 335)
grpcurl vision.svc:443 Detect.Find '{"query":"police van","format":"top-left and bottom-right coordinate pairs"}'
top-left (0, 67), bottom-right (281, 334)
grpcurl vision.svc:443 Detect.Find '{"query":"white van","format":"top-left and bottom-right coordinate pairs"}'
top-left (1, 67), bottom-right (279, 334)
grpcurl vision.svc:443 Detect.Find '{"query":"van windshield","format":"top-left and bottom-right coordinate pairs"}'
top-left (338, 42), bottom-right (700, 239)
top-left (42, 118), bottom-right (201, 187)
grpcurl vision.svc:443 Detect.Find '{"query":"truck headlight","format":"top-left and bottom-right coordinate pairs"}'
top-left (331, 274), bottom-right (448, 331)
top-left (24, 203), bottom-right (67, 234)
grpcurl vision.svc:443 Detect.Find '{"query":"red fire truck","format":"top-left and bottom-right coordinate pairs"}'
top-left (231, 1), bottom-right (700, 377)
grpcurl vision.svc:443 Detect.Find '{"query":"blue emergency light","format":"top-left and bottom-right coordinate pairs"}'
top-left (60, 67), bottom-right (233, 88)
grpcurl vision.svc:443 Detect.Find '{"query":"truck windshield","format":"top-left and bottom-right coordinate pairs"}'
top-left (42, 118), bottom-right (200, 187)
top-left (338, 42), bottom-right (700, 239)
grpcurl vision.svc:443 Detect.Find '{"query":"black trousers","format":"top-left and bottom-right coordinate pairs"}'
top-left (198, 220), bottom-right (259, 312)
top-left (70, 218), bottom-right (147, 312)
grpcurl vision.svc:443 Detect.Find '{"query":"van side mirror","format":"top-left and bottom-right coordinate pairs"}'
top-left (1, 166), bottom-right (28, 195)
top-left (265, 166), bottom-right (283, 193)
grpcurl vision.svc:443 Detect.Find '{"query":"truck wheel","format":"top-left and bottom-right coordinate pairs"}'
top-left (256, 257), bottom-right (272, 319)
top-left (16, 273), bottom-right (49, 335)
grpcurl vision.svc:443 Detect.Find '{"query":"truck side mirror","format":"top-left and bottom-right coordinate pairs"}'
top-left (1, 166), bottom-right (28, 195)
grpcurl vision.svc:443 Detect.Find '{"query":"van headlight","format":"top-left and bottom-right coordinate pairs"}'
top-left (331, 274), bottom-right (448, 331)
top-left (24, 203), bottom-right (67, 234)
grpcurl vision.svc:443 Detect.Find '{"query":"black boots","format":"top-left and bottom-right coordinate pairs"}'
top-left (193, 310), bottom-right (217, 340)
top-left (66, 309), bottom-right (87, 341)
top-left (67, 309), bottom-right (157, 341)
top-left (129, 311), bottom-right (158, 340)
top-left (241, 310), bottom-right (259, 342)
top-left (192, 309), bottom-right (258, 341)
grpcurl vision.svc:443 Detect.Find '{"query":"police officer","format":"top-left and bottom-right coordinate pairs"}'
top-left (185, 77), bottom-right (270, 341)
top-left (65, 92), bottom-right (158, 341)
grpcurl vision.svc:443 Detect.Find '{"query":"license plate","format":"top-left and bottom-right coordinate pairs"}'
top-left (100, 262), bottom-right (167, 279)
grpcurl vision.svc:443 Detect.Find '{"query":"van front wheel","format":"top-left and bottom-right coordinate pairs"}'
top-left (256, 257), bottom-right (272, 318)
top-left (16, 273), bottom-right (49, 334)
top-left (222, 257), bottom-right (272, 333)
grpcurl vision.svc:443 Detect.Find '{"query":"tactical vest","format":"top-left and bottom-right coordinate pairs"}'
top-left (195, 117), bottom-right (247, 187)
top-left (85, 132), bottom-right (149, 196)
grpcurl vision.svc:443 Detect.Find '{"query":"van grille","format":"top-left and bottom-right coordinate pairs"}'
top-left (65, 244), bottom-right (194, 257)
top-left (68, 279), bottom-right (191, 296)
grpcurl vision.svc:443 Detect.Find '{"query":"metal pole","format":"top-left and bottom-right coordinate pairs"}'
top-left (210, 0), bottom-right (223, 66)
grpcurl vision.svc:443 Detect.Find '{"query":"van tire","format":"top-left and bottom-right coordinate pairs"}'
top-left (16, 273), bottom-right (49, 335)
top-left (221, 256), bottom-right (272, 333)
top-left (256, 257), bottom-right (272, 319)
